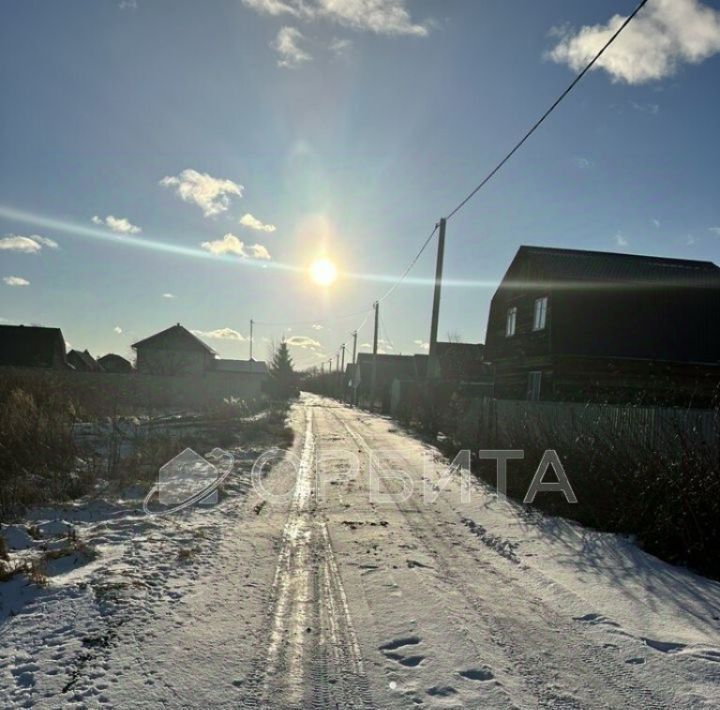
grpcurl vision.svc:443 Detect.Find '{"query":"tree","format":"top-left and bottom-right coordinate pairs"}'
top-left (267, 340), bottom-right (298, 400)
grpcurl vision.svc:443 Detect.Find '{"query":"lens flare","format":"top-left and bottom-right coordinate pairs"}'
top-left (309, 258), bottom-right (338, 287)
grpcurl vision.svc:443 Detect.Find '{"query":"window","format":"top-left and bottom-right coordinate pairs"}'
top-left (533, 296), bottom-right (548, 331)
top-left (527, 371), bottom-right (542, 401)
top-left (505, 306), bottom-right (517, 337)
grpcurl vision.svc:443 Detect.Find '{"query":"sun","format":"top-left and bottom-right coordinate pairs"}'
top-left (309, 257), bottom-right (338, 287)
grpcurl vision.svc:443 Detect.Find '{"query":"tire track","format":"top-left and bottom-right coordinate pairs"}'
top-left (329, 402), bottom-right (670, 709)
top-left (256, 407), bottom-right (372, 709)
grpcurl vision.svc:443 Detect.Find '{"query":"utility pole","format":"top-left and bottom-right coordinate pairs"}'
top-left (428, 218), bottom-right (446, 365)
top-left (335, 352), bottom-right (340, 373)
top-left (339, 343), bottom-right (346, 401)
top-left (351, 330), bottom-right (358, 365)
top-left (370, 301), bottom-right (379, 410)
top-left (249, 319), bottom-right (254, 360)
top-left (428, 218), bottom-right (446, 358)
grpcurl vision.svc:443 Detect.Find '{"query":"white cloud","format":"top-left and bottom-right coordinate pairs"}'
top-left (272, 27), bottom-right (312, 67)
top-left (113, 326), bottom-right (123, 334)
top-left (329, 37), bottom-right (353, 55)
top-left (653, 218), bottom-right (661, 228)
top-left (191, 327), bottom-right (246, 341)
top-left (4, 276), bottom-right (29, 287)
top-left (243, 0), bottom-right (428, 36)
top-left (709, 227), bottom-right (720, 236)
top-left (413, 339), bottom-right (429, 352)
top-left (91, 215), bottom-right (141, 234)
top-left (571, 155), bottom-right (593, 169)
top-left (239, 213), bottom-right (277, 233)
top-left (549, 0), bottom-right (720, 84)
top-left (160, 169), bottom-right (244, 217)
top-left (686, 235), bottom-right (696, 245)
top-left (200, 233), bottom-right (272, 260)
top-left (630, 101), bottom-right (660, 115)
top-left (162, 292), bottom-right (175, 298)
top-left (286, 335), bottom-right (322, 349)
top-left (249, 243), bottom-right (272, 260)
top-left (615, 233), bottom-right (629, 247)
top-left (311, 323), bottom-right (323, 330)
top-left (0, 234), bottom-right (58, 253)
top-left (119, 0), bottom-right (137, 9)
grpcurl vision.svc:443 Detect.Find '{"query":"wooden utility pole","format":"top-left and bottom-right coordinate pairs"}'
top-left (351, 330), bottom-right (358, 365)
top-left (335, 352), bottom-right (340, 373)
top-left (428, 218), bottom-right (446, 361)
top-left (370, 301), bottom-right (379, 410)
top-left (249, 319), bottom-right (254, 360)
top-left (340, 343), bottom-right (346, 373)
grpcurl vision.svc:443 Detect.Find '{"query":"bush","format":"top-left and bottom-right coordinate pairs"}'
top-left (0, 376), bottom-right (84, 518)
top-left (475, 407), bottom-right (720, 578)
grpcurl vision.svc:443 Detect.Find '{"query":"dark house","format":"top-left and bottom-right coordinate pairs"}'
top-left (68, 349), bottom-right (104, 373)
top-left (485, 246), bottom-right (720, 406)
top-left (428, 342), bottom-right (488, 380)
top-left (98, 353), bottom-right (133, 374)
top-left (350, 353), bottom-right (423, 410)
top-left (133, 324), bottom-right (215, 375)
top-left (0, 325), bottom-right (68, 369)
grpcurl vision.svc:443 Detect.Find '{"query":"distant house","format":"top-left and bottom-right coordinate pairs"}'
top-left (0, 325), bottom-right (68, 369)
top-left (350, 353), bottom-right (424, 410)
top-left (485, 246), bottom-right (720, 405)
top-left (133, 324), bottom-right (215, 375)
top-left (97, 353), bottom-right (133, 374)
top-left (428, 342), bottom-right (488, 380)
top-left (213, 358), bottom-right (268, 375)
top-left (68, 349), bottom-right (104, 373)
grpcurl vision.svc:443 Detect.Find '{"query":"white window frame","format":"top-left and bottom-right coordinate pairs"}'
top-left (532, 296), bottom-right (548, 331)
top-left (505, 306), bottom-right (517, 337)
top-left (527, 371), bottom-right (542, 401)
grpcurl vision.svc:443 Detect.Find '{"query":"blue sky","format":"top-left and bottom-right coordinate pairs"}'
top-left (2, 0), bottom-right (720, 368)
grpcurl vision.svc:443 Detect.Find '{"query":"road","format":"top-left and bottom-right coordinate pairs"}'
top-left (2, 394), bottom-right (719, 708)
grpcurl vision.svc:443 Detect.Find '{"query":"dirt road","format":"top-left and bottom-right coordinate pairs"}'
top-left (2, 394), bottom-right (719, 708)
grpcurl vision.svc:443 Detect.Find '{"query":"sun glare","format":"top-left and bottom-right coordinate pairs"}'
top-left (309, 258), bottom-right (338, 287)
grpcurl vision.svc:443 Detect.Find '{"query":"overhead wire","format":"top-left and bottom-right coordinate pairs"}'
top-left (444, 0), bottom-right (649, 221)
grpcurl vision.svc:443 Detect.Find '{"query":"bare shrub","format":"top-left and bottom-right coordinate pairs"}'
top-left (0, 375), bottom-right (86, 518)
top-left (476, 404), bottom-right (720, 578)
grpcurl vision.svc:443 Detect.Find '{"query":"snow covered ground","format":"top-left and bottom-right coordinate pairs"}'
top-left (1, 394), bottom-right (719, 708)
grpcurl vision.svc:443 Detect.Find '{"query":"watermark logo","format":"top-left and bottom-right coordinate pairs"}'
top-left (144, 447), bottom-right (576, 516)
top-left (143, 447), bottom-right (234, 516)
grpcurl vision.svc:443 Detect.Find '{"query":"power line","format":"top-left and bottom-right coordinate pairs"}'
top-left (377, 223), bottom-right (439, 303)
top-left (445, 0), bottom-right (649, 221)
top-left (254, 307), bottom-right (372, 328)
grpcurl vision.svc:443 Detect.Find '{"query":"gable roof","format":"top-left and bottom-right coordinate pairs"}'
top-left (68, 349), bottom-right (104, 372)
top-left (132, 324), bottom-right (215, 355)
top-left (502, 246), bottom-right (720, 290)
top-left (0, 325), bottom-right (66, 368)
top-left (213, 358), bottom-right (268, 374)
top-left (97, 353), bottom-right (133, 372)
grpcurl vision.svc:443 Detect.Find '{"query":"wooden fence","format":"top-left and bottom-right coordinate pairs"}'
top-left (469, 398), bottom-right (720, 454)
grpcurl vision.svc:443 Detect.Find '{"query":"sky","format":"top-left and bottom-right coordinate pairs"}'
top-left (1, 0), bottom-right (720, 369)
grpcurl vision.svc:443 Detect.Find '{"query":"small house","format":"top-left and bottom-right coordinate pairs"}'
top-left (132, 324), bottom-right (215, 375)
top-left (97, 353), bottom-right (133, 374)
top-left (68, 349), bottom-right (104, 373)
top-left (485, 246), bottom-right (720, 405)
top-left (0, 325), bottom-right (68, 369)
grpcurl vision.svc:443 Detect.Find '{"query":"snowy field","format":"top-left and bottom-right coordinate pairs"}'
top-left (1, 394), bottom-right (720, 708)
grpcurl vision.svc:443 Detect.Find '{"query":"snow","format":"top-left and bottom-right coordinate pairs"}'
top-left (1, 526), bottom-right (33, 551)
top-left (1, 394), bottom-right (719, 707)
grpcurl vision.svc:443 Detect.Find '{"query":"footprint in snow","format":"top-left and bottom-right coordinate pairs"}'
top-left (459, 668), bottom-right (495, 682)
